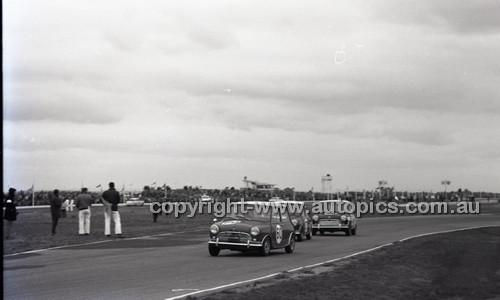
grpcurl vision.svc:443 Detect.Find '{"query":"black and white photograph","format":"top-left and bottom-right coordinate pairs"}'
top-left (3, 1), bottom-right (500, 299)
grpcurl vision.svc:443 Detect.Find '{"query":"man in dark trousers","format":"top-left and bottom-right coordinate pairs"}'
top-left (102, 182), bottom-right (123, 237)
top-left (4, 188), bottom-right (18, 239)
top-left (49, 189), bottom-right (62, 235)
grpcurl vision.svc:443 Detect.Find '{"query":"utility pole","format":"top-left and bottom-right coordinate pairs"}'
top-left (441, 180), bottom-right (451, 201)
top-left (378, 180), bottom-right (388, 201)
top-left (321, 174), bottom-right (333, 200)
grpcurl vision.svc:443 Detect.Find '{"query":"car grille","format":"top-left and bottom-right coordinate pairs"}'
top-left (217, 231), bottom-right (252, 243)
top-left (319, 219), bottom-right (339, 226)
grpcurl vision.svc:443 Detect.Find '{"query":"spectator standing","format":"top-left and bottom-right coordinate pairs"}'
top-left (69, 198), bottom-right (75, 211)
top-left (102, 182), bottom-right (123, 238)
top-left (49, 189), bottom-right (62, 235)
top-left (4, 188), bottom-right (18, 239)
top-left (61, 198), bottom-right (69, 218)
top-left (153, 198), bottom-right (163, 223)
top-left (75, 187), bottom-right (93, 235)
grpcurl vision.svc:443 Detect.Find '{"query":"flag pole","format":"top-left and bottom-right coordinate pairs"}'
top-left (31, 181), bottom-right (35, 206)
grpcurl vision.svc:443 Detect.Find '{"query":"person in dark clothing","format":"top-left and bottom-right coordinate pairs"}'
top-left (4, 188), bottom-right (18, 239)
top-left (101, 182), bottom-right (122, 237)
top-left (153, 198), bottom-right (163, 223)
top-left (49, 189), bottom-right (62, 235)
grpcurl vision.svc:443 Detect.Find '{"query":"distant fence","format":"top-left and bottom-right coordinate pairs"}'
top-left (476, 198), bottom-right (499, 203)
top-left (13, 203), bottom-right (124, 210)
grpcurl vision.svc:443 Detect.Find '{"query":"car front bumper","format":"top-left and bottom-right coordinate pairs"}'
top-left (208, 231), bottom-right (264, 248)
top-left (312, 220), bottom-right (350, 230)
top-left (208, 238), bottom-right (263, 248)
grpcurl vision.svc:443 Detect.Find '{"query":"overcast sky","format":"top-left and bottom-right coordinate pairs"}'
top-left (3, 0), bottom-right (500, 194)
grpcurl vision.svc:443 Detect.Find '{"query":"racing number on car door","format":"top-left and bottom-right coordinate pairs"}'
top-left (271, 209), bottom-right (281, 245)
top-left (275, 225), bottom-right (283, 244)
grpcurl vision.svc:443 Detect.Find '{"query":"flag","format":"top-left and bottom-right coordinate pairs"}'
top-left (26, 183), bottom-right (35, 206)
top-left (26, 184), bottom-right (34, 193)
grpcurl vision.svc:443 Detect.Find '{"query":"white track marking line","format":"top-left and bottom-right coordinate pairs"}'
top-left (3, 229), bottom-right (206, 257)
top-left (165, 225), bottom-right (499, 300)
top-left (397, 226), bottom-right (493, 242)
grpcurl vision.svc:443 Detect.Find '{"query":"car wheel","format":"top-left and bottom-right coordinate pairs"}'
top-left (320, 230), bottom-right (325, 235)
top-left (260, 237), bottom-right (272, 256)
top-left (312, 229), bottom-right (317, 236)
top-left (352, 227), bottom-right (357, 235)
top-left (297, 232), bottom-right (303, 242)
top-left (208, 244), bottom-right (220, 256)
top-left (285, 235), bottom-right (295, 254)
top-left (306, 232), bottom-right (312, 240)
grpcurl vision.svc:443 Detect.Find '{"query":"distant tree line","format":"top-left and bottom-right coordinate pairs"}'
top-left (6, 186), bottom-right (500, 206)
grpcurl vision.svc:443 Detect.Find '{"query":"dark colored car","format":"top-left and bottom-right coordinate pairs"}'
top-left (270, 199), bottom-right (312, 241)
top-left (208, 201), bottom-right (296, 256)
top-left (311, 200), bottom-right (357, 236)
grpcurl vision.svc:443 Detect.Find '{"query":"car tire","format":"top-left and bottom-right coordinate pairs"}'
top-left (297, 232), bottom-right (303, 242)
top-left (306, 232), bottom-right (312, 240)
top-left (285, 235), bottom-right (295, 254)
top-left (352, 227), bottom-right (357, 235)
top-left (319, 230), bottom-right (325, 235)
top-left (260, 237), bottom-right (272, 256)
top-left (312, 229), bottom-right (317, 236)
top-left (208, 244), bottom-right (220, 256)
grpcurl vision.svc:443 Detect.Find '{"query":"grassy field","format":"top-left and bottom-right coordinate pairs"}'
top-left (197, 226), bottom-right (500, 300)
top-left (3, 205), bottom-right (213, 255)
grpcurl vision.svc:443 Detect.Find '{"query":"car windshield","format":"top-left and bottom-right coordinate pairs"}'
top-left (225, 205), bottom-right (270, 221)
top-left (320, 201), bottom-right (351, 215)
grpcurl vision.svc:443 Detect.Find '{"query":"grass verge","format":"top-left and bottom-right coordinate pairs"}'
top-left (197, 226), bottom-right (500, 300)
top-left (3, 205), bottom-right (213, 255)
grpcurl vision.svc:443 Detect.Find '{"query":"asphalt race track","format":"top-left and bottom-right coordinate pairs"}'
top-left (4, 214), bottom-right (500, 300)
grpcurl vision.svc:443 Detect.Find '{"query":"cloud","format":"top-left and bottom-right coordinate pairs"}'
top-left (384, 127), bottom-right (452, 146)
top-left (3, 83), bottom-right (123, 124)
top-left (186, 24), bottom-right (239, 50)
top-left (3, 0), bottom-right (500, 192)
top-left (369, 0), bottom-right (500, 35)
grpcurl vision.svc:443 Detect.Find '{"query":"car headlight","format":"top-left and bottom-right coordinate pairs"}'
top-left (291, 219), bottom-right (298, 226)
top-left (312, 215), bottom-right (319, 222)
top-left (210, 224), bottom-right (219, 235)
top-left (250, 226), bottom-right (260, 236)
top-left (340, 215), bottom-right (347, 221)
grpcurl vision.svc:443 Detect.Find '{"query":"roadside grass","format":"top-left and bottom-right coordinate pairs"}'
top-left (3, 205), bottom-right (213, 255)
top-left (198, 226), bottom-right (500, 300)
